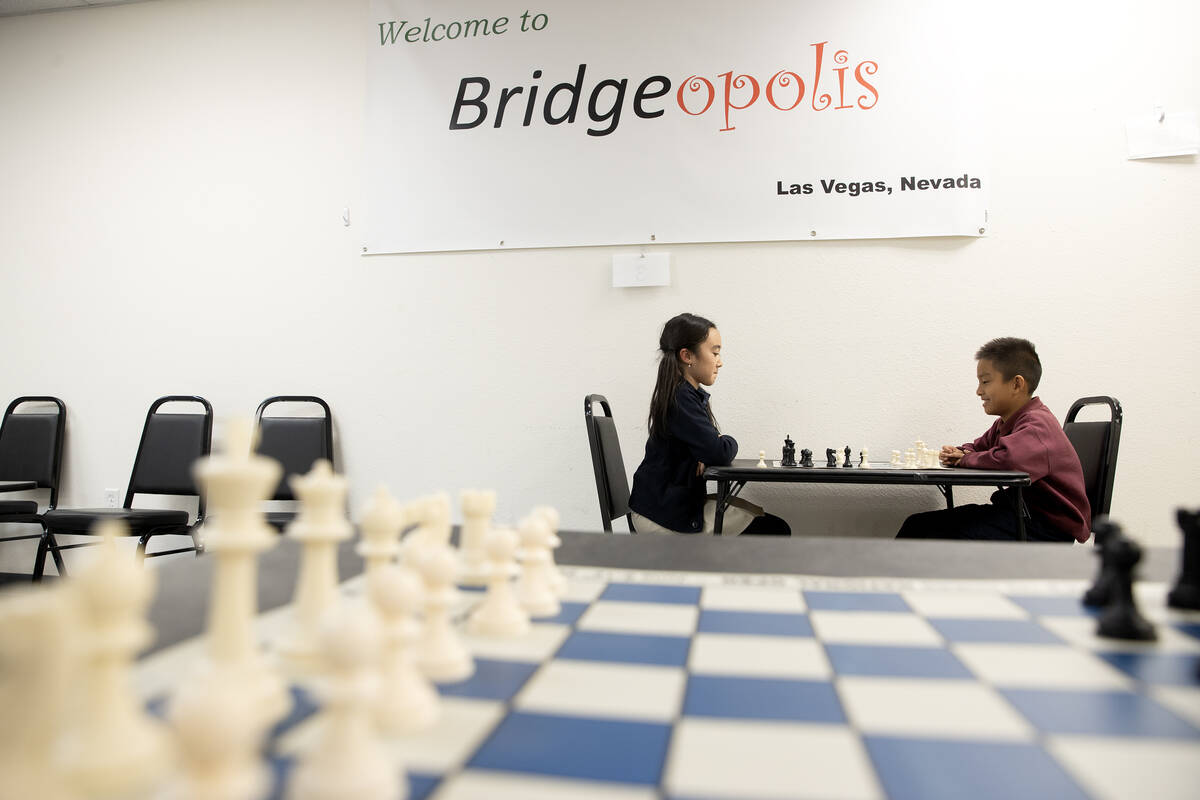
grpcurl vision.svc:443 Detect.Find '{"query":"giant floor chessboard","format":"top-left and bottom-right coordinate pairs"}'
top-left (139, 567), bottom-right (1200, 800)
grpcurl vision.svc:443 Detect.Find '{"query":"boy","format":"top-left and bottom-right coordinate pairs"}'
top-left (897, 337), bottom-right (1091, 543)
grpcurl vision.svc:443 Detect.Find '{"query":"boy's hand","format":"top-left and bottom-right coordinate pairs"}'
top-left (940, 446), bottom-right (966, 466)
top-left (696, 462), bottom-right (707, 477)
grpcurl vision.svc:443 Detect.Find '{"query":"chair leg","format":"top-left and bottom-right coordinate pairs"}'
top-left (190, 529), bottom-right (204, 556)
top-left (136, 535), bottom-right (149, 561)
top-left (33, 532), bottom-right (66, 582)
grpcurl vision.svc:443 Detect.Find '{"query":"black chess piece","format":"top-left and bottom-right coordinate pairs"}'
top-left (1167, 508), bottom-right (1200, 610)
top-left (825, 448), bottom-right (837, 468)
top-left (781, 435), bottom-right (796, 468)
top-left (1082, 518), bottom-right (1120, 608)
top-left (1096, 533), bottom-right (1157, 642)
top-left (843, 446), bottom-right (853, 468)
top-left (800, 448), bottom-right (813, 468)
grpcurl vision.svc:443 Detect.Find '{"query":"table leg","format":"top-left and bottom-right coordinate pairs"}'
top-left (944, 485), bottom-right (955, 509)
top-left (714, 480), bottom-right (728, 535)
top-left (1015, 487), bottom-right (1028, 542)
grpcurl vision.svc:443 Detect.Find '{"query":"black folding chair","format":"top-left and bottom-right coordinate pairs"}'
top-left (254, 396), bottom-right (333, 531)
top-left (38, 396), bottom-right (212, 578)
top-left (584, 394), bottom-right (635, 533)
top-left (0, 397), bottom-right (66, 580)
top-left (1064, 396), bottom-right (1123, 526)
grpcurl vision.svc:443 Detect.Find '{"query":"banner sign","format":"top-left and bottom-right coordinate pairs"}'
top-left (365, 1), bottom-right (988, 253)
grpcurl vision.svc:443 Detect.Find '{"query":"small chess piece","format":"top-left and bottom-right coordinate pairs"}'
top-left (277, 460), bottom-right (353, 674)
top-left (1167, 508), bottom-right (1200, 610)
top-left (288, 607), bottom-right (400, 800)
top-left (799, 448), bottom-right (813, 468)
top-left (843, 446), bottom-right (853, 468)
top-left (368, 563), bottom-right (440, 733)
top-left (516, 515), bottom-right (560, 618)
top-left (459, 489), bottom-right (497, 587)
top-left (781, 435), bottom-right (796, 467)
top-left (890, 450), bottom-right (902, 468)
top-left (756, 450), bottom-right (768, 468)
top-left (825, 448), bottom-right (837, 468)
top-left (1096, 532), bottom-right (1157, 641)
top-left (859, 448), bottom-right (870, 468)
top-left (1083, 518), bottom-right (1120, 607)
top-left (467, 526), bottom-right (531, 637)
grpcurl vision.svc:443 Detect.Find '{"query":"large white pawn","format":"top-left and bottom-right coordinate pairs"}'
top-left (190, 417), bottom-right (291, 728)
top-left (357, 485), bottom-right (405, 581)
top-left (458, 489), bottom-right (496, 587)
top-left (531, 505), bottom-right (567, 598)
top-left (57, 521), bottom-right (172, 798)
top-left (467, 527), bottom-right (531, 637)
top-left (163, 676), bottom-right (269, 800)
top-left (425, 492), bottom-right (453, 548)
top-left (287, 608), bottom-right (402, 800)
top-left (414, 545), bottom-right (474, 683)
top-left (277, 460), bottom-right (352, 674)
top-left (367, 563), bottom-right (440, 734)
top-left (0, 585), bottom-right (74, 800)
top-left (516, 515), bottom-right (560, 618)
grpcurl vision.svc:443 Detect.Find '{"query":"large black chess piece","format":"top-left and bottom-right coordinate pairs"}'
top-left (843, 446), bottom-right (853, 468)
top-left (1096, 529), bottom-right (1157, 642)
top-left (1167, 508), bottom-right (1200, 610)
top-left (1082, 518), bottom-right (1120, 608)
top-left (825, 448), bottom-right (837, 468)
top-left (799, 448), bottom-right (813, 468)
top-left (781, 435), bottom-right (796, 468)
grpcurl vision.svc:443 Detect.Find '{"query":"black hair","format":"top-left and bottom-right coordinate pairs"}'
top-left (648, 313), bottom-right (717, 438)
top-left (975, 337), bottom-right (1042, 393)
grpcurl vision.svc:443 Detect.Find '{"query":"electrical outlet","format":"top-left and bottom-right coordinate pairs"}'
top-left (104, 488), bottom-right (120, 508)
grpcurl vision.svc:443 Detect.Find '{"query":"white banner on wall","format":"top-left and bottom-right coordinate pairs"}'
top-left (364, 0), bottom-right (989, 254)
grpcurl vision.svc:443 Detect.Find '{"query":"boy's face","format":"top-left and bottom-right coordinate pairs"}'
top-left (976, 359), bottom-right (1028, 420)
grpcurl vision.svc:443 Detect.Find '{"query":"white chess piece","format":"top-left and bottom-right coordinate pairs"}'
top-left (414, 544), bottom-right (475, 683)
top-left (756, 450), bottom-right (767, 468)
top-left (459, 489), bottom-right (496, 587)
top-left (277, 460), bottom-right (353, 674)
top-left (287, 607), bottom-right (400, 800)
top-left (515, 515), bottom-right (561, 618)
top-left (467, 526), bottom-right (531, 637)
top-left (164, 674), bottom-right (270, 800)
top-left (367, 563), bottom-right (440, 734)
top-left (57, 521), bottom-right (171, 798)
top-left (425, 492), bottom-right (454, 547)
top-left (890, 450), bottom-right (902, 468)
top-left (904, 449), bottom-right (917, 469)
top-left (357, 484), bottom-right (405, 581)
top-left (398, 496), bottom-right (432, 569)
top-left (531, 505), bottom-right (567, 598)
top-left (186, 417), bottom-right (291, 729)
top-left (859, 447), bottom-right (870, 468)
top-left (0, 585), bottom-right (74, 800)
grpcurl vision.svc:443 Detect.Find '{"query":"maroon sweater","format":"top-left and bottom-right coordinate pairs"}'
top-left (958, 397), bottom-right (1091, 543)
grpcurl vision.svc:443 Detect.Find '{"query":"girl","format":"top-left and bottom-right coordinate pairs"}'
top-left (628, 313), bottom-right (790, 536)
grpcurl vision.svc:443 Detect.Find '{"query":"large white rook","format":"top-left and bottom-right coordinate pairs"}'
top-left (277, 459), bottom-right (352, 673)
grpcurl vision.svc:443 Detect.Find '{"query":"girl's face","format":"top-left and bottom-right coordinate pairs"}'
top-left (681, 327), bottom-right (723, 388)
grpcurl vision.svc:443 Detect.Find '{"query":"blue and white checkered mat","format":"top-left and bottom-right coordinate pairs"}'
top-left (140, 567), bottom-right (1200, 800)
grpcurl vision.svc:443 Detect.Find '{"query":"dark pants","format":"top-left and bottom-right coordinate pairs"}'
top-left (896, 492), bottom-right (1072, 543)
top-left (742, 513), bottom-right (792, 536)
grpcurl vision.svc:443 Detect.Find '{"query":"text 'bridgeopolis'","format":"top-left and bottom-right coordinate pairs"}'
top-left (447, 43), bottom-right (880, 137)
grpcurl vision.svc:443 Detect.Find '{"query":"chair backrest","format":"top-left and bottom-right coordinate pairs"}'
top-left (255, 396), bottom-right (333, 501)
top-left (0, 396), bottom-right (66, 509)
top-left (126, 396), bottom-right (213, 515)
top-left (584, 394), bottom-right (633, 533)
top-left (1063, 396), bottom-right (1122, 521)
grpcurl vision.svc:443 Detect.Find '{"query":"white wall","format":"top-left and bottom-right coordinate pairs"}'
top-left (1, 0), bottom-right (1197, 572)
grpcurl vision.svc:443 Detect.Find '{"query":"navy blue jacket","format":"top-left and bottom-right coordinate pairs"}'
top-left (628, 383), bottom-right (738, 532)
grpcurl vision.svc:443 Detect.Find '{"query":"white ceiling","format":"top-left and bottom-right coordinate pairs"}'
top-left (0, 0), bottom-right (154, 17)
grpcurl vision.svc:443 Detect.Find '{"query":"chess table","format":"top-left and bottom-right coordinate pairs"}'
top-left (704, 459), bottom-right (1032, 535)
top-left (0, 480), bottom-right (37, 493)
top-left (138, 531), bottom-right (1198, 800)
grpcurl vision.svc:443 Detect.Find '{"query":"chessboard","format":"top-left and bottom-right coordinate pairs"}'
top-left (136, 565), bottom-right (1200, 800)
